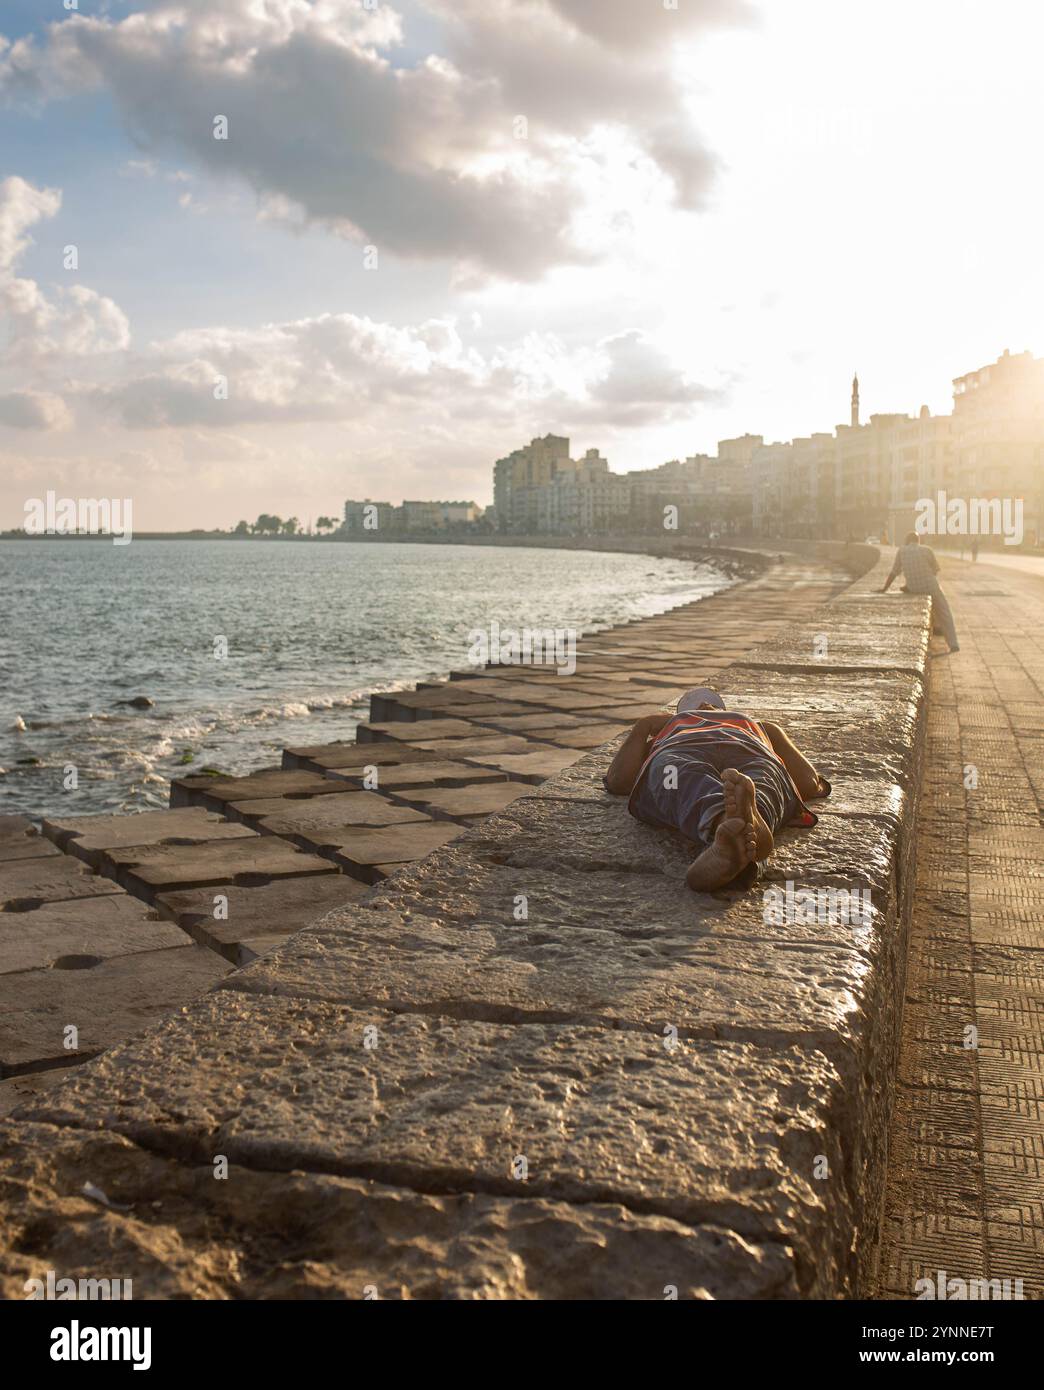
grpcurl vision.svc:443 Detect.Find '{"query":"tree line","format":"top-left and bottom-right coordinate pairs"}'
top-left (232, 515), bottom-right (339, 536)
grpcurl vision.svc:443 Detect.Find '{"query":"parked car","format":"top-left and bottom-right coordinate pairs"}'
top-left (865, 535), bottom-right (881, 544)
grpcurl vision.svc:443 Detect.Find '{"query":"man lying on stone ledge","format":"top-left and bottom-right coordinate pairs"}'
top-left (603, 688), bottom-right (831, 892)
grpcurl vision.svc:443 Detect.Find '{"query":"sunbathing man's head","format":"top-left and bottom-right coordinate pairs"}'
top-left (678, 686), bottom-right (726, 715)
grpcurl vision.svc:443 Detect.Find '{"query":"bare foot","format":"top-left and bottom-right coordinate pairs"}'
top-left (686, 815), bottom-right (755, 891)
top-left (722, 767), bottom-right (774, 859)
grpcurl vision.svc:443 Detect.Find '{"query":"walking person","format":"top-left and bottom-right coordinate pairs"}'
top-left (881, 532), bottom-right (960, 653)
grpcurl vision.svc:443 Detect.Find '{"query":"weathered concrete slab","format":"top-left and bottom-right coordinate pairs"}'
top-left (302, 823), bottom-right (464, 882)
top-left (227, 791), bottom-right (429, 833)
top-left (539, 723), bottom-right (629, 750)
top-left (478, 712), bottom-right (584, 733)
top-left (0, 945), bottom-right (229, 1074)
top-left (413, 734), bottom-right (536, 757)
top-left (104, 839), bottom-right (338, 903)
top-left (0, 815), bottom-right (34, 842)
top-left (359, 719), bottom-right (479, 744)
top-left (0, 1121), bottom-right (797, 1298)
top-left (43, 807), bottom-right (257, 869)
top-left (282, 743), bottom-right (443, 773)
top-left (229, 904), bottom-right (872, 1049)
top-left (359, 844), bottom-right (880, 952)
top-left (14, 991), bottom-right (853, 1293)
top-left (326, 760), bottom-right (508, 792)
top-left (466, 749), bottom-right (581, 784)
top-left (0, 814), bottom-right (57, 861)
top-left (155, 875), bottom-right (370, 965)
top-left (0, 893), bottom-right (187, 974)
top-left (371, 687), bottom-right (488, 719)
top-left (393, 782), bottom-right (530, 824)
top-left (0, 1070), bottom-right (70, 1118)
top-left (738, 616), bottom-right (928, 675)
top-left (0, 856), bottom-right (123, 911)
top-left (600, 704), bottom-right (665, 722)
top-left (0, 837), bottom-right (61, 863)
top-left (171, 768), bottom-right (352, 811)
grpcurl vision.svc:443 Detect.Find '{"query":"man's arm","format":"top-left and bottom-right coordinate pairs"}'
top-left (604, 712), bottom-right (672, 796)
top-left (761, 721), bottom-right (827, 800)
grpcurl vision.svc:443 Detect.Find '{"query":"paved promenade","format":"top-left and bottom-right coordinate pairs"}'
top-left (878, 553), bottom-right (1044, 1299)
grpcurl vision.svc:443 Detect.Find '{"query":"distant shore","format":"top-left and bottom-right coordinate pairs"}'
top-left (4, 529), bottom-right (1040, 557)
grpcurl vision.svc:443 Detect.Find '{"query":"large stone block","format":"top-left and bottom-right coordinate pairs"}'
top-left (325, 760), bottom-right (508, 792)
top-left (299, 822), bottom-right (464, 882)
top-left (359, 719), bottom-right (480, 743)
top-left (0, 1122), bottom-right (798, 1299)
top-left (392, 782), bottom-right (530, 824)
top-left (0, 945), bottom-right (229, 1072)
top-left (15, 992), bottom-right (856, 1293)
top-left (43, 807), bottom-right (257, 869)
top-left (0, 893), bottom-right (187, 975)
top-left (0, 815), bottom-right (60, 863)
top-left (229, 904), bottom-right (873, 1051)
top-left (227, 791), bottom-right (429, 833)
top-left (104, 838), bottom-right (337, 903)
top-left (281, 744), bottom-right (442, 772)
top-left (0, 856), bottom-right (123, 911)
top-left (155, 875), bottom-right (370, 964)
top-left (171, 769), bottom-right (352, 810)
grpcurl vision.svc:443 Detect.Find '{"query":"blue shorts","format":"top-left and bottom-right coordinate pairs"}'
top-left (629, 741), bottom-right (806, 848)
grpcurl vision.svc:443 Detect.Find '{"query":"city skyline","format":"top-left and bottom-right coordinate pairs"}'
top-left (3, 0), bottom-right (1044, 530)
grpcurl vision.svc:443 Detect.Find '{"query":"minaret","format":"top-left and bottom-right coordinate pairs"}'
top-left (851, 372), bottom-right (860, 428)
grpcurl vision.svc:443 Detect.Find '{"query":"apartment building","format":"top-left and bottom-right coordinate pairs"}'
top-left (493, 434), bottom-right (571, 533)
top-left (950, 349), bottom-right (1044, 543)
top-left (342, 498), bottom-right (397, 532)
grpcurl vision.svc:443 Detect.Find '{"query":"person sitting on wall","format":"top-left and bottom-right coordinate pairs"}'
top-left (881, 531), bottom-right (960, 653)
top-left (603, 688), bottom-right (831, 892)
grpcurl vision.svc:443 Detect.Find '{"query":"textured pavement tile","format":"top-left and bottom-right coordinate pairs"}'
top-left (0, 894), bottom-right (186, 975)
top-left (0, 856), bottom-right (123, 910)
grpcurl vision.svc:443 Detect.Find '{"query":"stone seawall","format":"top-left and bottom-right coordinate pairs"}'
top-left (0, 548), bottom-right (931, 1299)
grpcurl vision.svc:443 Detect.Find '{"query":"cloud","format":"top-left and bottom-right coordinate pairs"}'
top-left (0, 0), bottom-right (743, 278)
top-left (90, 310), bottom-right (721, 433)
top-left (0, 388), bottom-right (72, 429)
top-left (588, 330), bottom-right (725, 423)
top-left (0, 174), bottom-right (60, 274)
top-left (0, 176), bottom-right (131, 361)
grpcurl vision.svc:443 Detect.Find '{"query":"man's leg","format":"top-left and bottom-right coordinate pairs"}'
top-left (685, 793), bottom-right (758, 891)
top-left (929, 582), bottom-right (960, 651)
top-left (723, 768), bottom-right (774, 859)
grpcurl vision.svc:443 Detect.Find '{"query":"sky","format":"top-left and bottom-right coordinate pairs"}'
top-left (1, 0), bottom-right (1043, 530)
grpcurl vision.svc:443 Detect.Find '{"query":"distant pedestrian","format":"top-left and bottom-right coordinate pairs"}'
top-left (882, 532), bottom-right (959, 653)
top-left (971, 537), bottom-right (979, 562)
